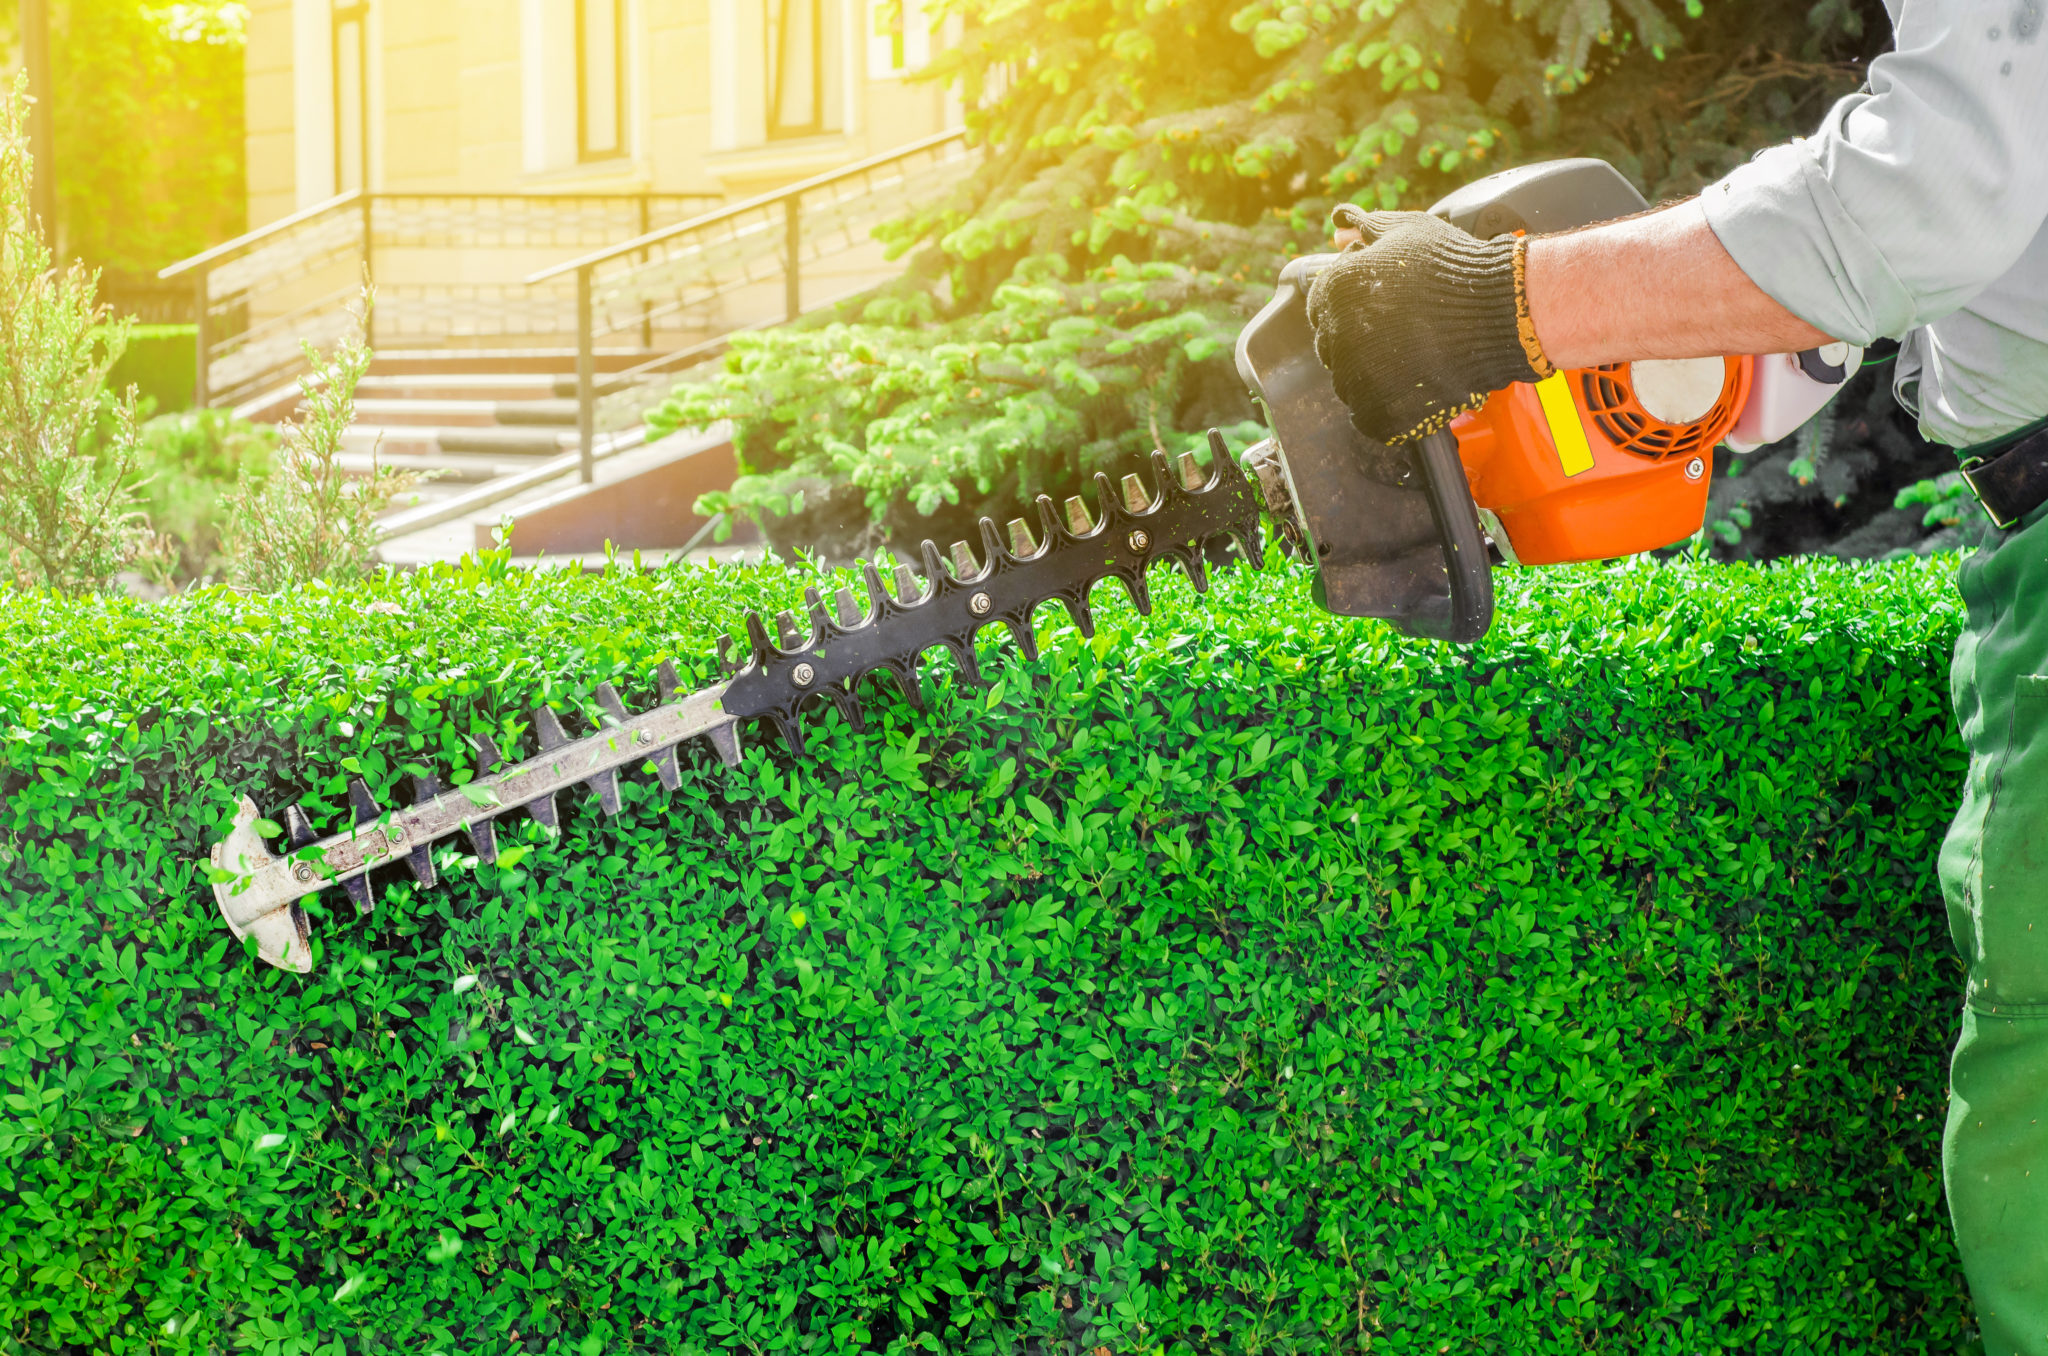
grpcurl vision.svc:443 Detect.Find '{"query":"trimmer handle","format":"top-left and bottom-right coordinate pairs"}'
top-left (1234, 256), bottom-right (1496, 643)
top-left (1414, 427), bottom-right (1495, 643)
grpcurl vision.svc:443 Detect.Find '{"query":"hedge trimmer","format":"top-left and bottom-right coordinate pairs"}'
top-left (210, 444), bottom-right (1266, 971)
top-left (210, 157), bottom-right (1861, 971)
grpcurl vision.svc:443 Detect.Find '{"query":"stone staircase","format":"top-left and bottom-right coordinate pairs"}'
top-left (239, 353), bottom-right (616, 505)
top-left (228, 349), bottom-right (753, 568)
top-left (340, 370), bottom-right (587, 505)
top-left (179, 134), bottom-right (977, 568)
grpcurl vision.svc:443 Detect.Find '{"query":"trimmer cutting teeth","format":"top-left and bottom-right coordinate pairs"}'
top-left (209, 440), bottom-right (1265, 972)
top-left (210, 157), bottom-right (1864, 975)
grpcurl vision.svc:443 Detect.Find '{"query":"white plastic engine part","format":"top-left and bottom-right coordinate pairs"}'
top-left (1630, 357), bottom-right (1731, 425)
top-left (1725, 342), bottom-right (1863, 452)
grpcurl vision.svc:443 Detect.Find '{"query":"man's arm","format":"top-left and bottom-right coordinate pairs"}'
top-left (1691, 0), bottom-right (2048, 348)
top-left (1523, 0), bottom-right (2048, 371)
top-left (1332, 200), bottom-right (1837, 367)
top-left (1309, 0), bottom-right (2048, 446)
top-left (1520, 201), bottom-right (1834, 369)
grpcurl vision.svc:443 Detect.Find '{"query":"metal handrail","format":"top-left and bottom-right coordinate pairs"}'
top-left (159, 192), bottom-right (362, 280)
top-left (161, 188), bottom-right (727, 407)
top-left (159, 189), bottom-right (723, 282)
top-left (524, 128), bottom-right (969, 286)
top-left (522, 129), bottom-right (978, 487)
top-left (160, 134), bottom-right (972, 481)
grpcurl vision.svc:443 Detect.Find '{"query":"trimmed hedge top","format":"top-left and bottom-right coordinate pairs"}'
top-left (2, 549), bottom-right (1973, 1353)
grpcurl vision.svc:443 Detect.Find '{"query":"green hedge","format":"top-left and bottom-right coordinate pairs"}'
top-left (107, 323), bottom-right (198, 415)
top-left (0, 549), bottom-right (1974, 1353)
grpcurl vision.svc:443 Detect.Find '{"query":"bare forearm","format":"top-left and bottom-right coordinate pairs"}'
top-left (1522, 199), bottom-right (1833, 368)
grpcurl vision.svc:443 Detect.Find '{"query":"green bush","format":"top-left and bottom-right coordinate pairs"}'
top-left (0, 548), bottom-right (1973, 1352)
top-left (127, 407), bottom-right (276, 583)
top-left (107, 324), bottom-right (199, 415)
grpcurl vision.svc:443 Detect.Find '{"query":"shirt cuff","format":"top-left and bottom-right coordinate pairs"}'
top-left (1699, 140), bottom-right (1916, 347)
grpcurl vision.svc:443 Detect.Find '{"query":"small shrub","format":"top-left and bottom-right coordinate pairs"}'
top-left (0, 77), bottom-right (151, 594)
top-left (218, 286), bottom-right (417, 591)
top-left (129, 407), bottom-right (276, 584)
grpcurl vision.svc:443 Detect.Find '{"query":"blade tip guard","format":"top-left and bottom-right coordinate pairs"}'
top-left (211, 795), bottom-right (313, 974)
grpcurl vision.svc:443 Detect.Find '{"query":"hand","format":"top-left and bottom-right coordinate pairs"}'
top-left (1306, 206), bottom-right (1554, 444)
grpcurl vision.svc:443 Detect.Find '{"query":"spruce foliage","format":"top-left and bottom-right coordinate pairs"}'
top-left (653, 0), bottom-right (1898, 556)
top-left (1699, 356), bottom-right (1968, 564)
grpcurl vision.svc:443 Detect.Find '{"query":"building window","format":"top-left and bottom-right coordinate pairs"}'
top-left (576, 0), bottom-right (625, 161)
top-left (332, 1), bottom-right (369, 191)
top-left (866, 0), bottom-right (928, 79)
top-left (766, 0), bottom-right (824, 140)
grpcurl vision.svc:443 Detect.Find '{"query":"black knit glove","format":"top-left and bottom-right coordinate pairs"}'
top-left (1305, 206), bottom-right (1553, 444)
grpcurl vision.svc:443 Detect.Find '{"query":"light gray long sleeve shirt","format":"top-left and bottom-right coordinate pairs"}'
top-left (1700, 0), bottom-right (2048, 448)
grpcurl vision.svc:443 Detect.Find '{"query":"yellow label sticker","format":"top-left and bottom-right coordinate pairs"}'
top-left (1535, 372), bottom-right (1595, 477)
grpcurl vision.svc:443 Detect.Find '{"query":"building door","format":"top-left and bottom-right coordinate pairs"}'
top-left (577, 0), bottom-right (626, 161)
top-left (766, 0), bottom-right (824, 139)
top-left (332, 1), bottom-right (369, 191)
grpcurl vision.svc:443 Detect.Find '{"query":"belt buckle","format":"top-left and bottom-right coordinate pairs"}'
top-left (1959, 455), bottom-right (2020, 530)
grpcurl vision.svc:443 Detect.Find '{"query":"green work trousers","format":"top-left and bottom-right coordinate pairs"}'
top-left (1940, 504), bottom-right (2048, 1356)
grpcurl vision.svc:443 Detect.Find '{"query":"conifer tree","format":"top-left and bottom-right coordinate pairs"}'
top-left (653, 0), bottom-right (1929, 559)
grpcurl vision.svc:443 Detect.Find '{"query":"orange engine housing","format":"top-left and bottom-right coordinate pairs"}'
top-left (1449, 356), bottom-right (1754, 566)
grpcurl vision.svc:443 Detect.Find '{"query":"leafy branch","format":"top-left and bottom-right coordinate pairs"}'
top-left (219, 283), bottom-right (422, 592)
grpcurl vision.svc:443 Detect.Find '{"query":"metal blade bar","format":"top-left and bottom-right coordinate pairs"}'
top-left (210, 681), bottom-right (735, 971)
top-left (204, 444), bottom-right (1268, 975)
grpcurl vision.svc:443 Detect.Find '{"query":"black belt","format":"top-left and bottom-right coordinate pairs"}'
top-left (1961, 424), bottom-right (2048, 530)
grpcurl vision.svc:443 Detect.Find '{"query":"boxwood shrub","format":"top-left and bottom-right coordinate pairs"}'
top-left (0, 547), bottom-right (1975, 1353)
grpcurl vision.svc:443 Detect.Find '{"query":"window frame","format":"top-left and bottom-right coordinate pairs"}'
top-left (575, 0), bottom-right (629, 163)
top-left (332, 1), bottom-right (370, 192)
top-left (765, 0), bottom-right (826, 141)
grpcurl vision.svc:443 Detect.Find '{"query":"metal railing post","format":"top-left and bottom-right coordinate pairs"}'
top-left (577, 265), bottom-right (596, 484)
top-left (192, 266), bottom-right (210, 407)
top-left (784, 195), bottom-right (801, 323)
top-left (360, 193), bottom-right (376, 345)
top-left (638, 193), bottom-right (654, 349)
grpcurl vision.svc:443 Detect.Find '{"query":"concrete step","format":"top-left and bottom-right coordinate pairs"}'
top-left (340, 451), bottom-right (546, 484)
top-left (235, 359), bottom-right (655, 424)
top-left (377, 426), bottom-right (737, 567)
top-left (356, 373), bottom-right (564, 402)
top-left (350, 396), bottom-right (580, 428)
top-left (354, 373), bottom-right (627, 402)
top-left (342, 425), bottom-right (571, 457)
top-left (351, 398), bottom-right (501, 429)
top-left (436, 426), bottom-right (575, 455)
top-left (492, 399), bottom-right (580, 426)
top-left (341, 428), bottom-right (441, 458)
top-left (367, 348), bottom-right (667, 376)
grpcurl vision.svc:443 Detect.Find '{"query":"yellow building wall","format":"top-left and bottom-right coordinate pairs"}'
top-left (380, 4), bottom-right (462, 189)
top-left (458, 0), bottom-right (526, 187)
top-left (243, 0), bottom-right (297, 230)
top-left (240, 0), bottom-right (960, 233)
top-left (646, 0), bottom-right (713, 194)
